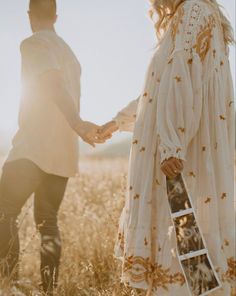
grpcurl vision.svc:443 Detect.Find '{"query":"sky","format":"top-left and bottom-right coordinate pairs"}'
top-left (0, 0), bottom-right (235, 148)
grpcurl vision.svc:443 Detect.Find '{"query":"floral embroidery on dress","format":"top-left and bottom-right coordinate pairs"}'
top-left (171, 4), bottom-right (185, 49)
top-left (213, 49), bottom-right (216, 58)
top-left (123, 256), bottom-right (185, 289)
top-left (156, 179), bottom-right (161, 186)
top-left (174, 75), bottom-right (182, 82)
top-left (193, 14), bottom-right (216, 62)
top-left (114, 1), bottom-right (235, 294)
top-left (189, 171), bottom-right (196, 178)
top-left (134, 194), bottom-right (140, 200)
top-left (178, 127), bottom-right (185, 133)
top-left (144, 237), bottom-right (148, 246)
top-left (204, 197), bottom-right (212, 203)
top-left (219, 115), bottom-right (226, 120)
top-left (222, 257), bottom-right (236, 284)
top-left (221, 192), bottom-right (227, 200)
top-left (140, 147), bottom-right (146, 152)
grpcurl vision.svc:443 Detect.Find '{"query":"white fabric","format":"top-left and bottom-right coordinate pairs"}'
top-left (114, 1), bottom-right (235, 295)
top-left (7, 30), bottom-right (81, 177)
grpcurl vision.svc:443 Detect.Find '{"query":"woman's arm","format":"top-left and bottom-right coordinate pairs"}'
top-left (113, 97), bottom-right (139, 132)
top-left (99, 97), bottom-right (139, 138)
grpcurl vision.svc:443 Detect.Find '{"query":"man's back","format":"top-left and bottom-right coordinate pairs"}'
top-left (7, 30), bottom-right (81, 177)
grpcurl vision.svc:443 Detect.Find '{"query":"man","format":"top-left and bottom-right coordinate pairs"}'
top-left (0, 0), bottom-right (105, 294)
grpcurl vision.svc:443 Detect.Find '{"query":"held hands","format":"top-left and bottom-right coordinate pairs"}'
top-left (76, 119), bottom-right (184, 177)
top-left (75, 120), bottom-right (118, 147)
top-left (99, 121), bottom-right (119, 139)
top-left (75, 120), bottom-right (107, 147)
top-left (161, 157), bottom-right (184, 179)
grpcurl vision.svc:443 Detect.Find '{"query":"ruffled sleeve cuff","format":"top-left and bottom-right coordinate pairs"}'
top-left (113, 112), bottom-right (137, 132)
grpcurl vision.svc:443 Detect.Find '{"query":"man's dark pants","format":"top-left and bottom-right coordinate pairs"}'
top-left (0, 159), bottom-right (68, 294)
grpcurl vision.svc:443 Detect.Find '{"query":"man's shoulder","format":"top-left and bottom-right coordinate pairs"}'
top-left (20, 34), bottom-right (49, 53)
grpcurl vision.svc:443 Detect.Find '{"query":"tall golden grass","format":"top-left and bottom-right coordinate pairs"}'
top-left (0, 157), bottom-right (146, 296)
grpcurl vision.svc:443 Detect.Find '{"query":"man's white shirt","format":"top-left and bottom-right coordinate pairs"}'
top-left (7, 30), bottom-right (81, 177)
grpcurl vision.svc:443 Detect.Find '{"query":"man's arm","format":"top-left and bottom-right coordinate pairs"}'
top-left (35, 69), bottom-right (105, 147)
top-left (21, 38), bottom-right (105, 147)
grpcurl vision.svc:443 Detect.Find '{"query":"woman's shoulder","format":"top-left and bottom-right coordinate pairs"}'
top-left (172, 0), bottom-right (219, 36)
top-left (181, 0), bottom-right (217, 18)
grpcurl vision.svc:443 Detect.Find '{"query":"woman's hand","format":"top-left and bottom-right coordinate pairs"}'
top-left (99, 121), bottom-right (119, 139)
top-left (161, 157), bottom-right (184, 179)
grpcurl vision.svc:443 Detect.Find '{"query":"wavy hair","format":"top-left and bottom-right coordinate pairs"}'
top-left (149, 0), bottom-right (235, 44)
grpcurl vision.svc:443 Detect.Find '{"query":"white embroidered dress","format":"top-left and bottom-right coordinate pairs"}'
top-left (114, 1), bottom-right (235, 295)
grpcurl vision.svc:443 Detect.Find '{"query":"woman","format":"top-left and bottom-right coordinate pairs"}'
top-left (101, 0), bottom-right (235, 295)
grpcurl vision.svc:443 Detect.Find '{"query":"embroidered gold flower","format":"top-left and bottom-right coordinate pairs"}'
top-left (178, 127), bottom-right (185, 133)
top-left (176, 147), bottom-right (182, 153)
top-left (144, 237), bottom-right (148, 246)
top-left (140, 147), bottom-right (146, 152)
top-left (156, 179), bottom-right (161, 186)
top-left (224, 239), bottom-right (229, 246)
top-left (133, 139), bottom-right (138, 145)
top-left (213, 49), bottom-right (216, 58)
top-left (143, 92), bottom-right (148, 97)
top-left (219, 115), bottom-right (226, 120)
top-left (222, 257), bottom-right (236, 283)
top-left (123, 256), bottom-right (185, 288)
top-left (174, 76), bottom-right (182, 82)
top-left (134, 194), bottom-right (140, 200)
top-left (202, 146), bottom-right (207, 152)
top-left (171, 5), bottom-right (185, 48)
top-left (204, 197), bottom-right (211, 203)
top-left (193, 15), bottom-right (216, 62)
top-left (221, 192), bottom-right (227, 200)
top-left (149, 99), bottom-right (153, 103)
top-left (187, 58), bottom-right (193, 64)
top-left (189, 171), bottom-right (196, 178)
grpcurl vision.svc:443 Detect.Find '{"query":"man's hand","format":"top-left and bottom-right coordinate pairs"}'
top-left (99, 121), bottom-right (119, 139)
top-left (75, 120), bottom-right (106, 147)
top-left (161, 157), bottom-right (184, 179)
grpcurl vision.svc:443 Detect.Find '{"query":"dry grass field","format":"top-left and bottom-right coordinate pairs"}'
top-left (0, 157), bottom-right (146, 296)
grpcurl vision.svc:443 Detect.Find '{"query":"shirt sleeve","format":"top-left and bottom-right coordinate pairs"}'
top-left (157, 1), bottom-right (214, 163)
top-left (113, 97), bottom-right (139, 132)
top-left (20, 37), bottom-right (60, 85)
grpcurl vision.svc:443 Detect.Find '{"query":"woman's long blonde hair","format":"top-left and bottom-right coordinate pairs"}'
top-left (149, 0), bottom-right (235, 44)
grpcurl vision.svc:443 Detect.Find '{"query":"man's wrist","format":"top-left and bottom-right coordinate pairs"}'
top-left (73, 117), bottom-right (84, 131)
